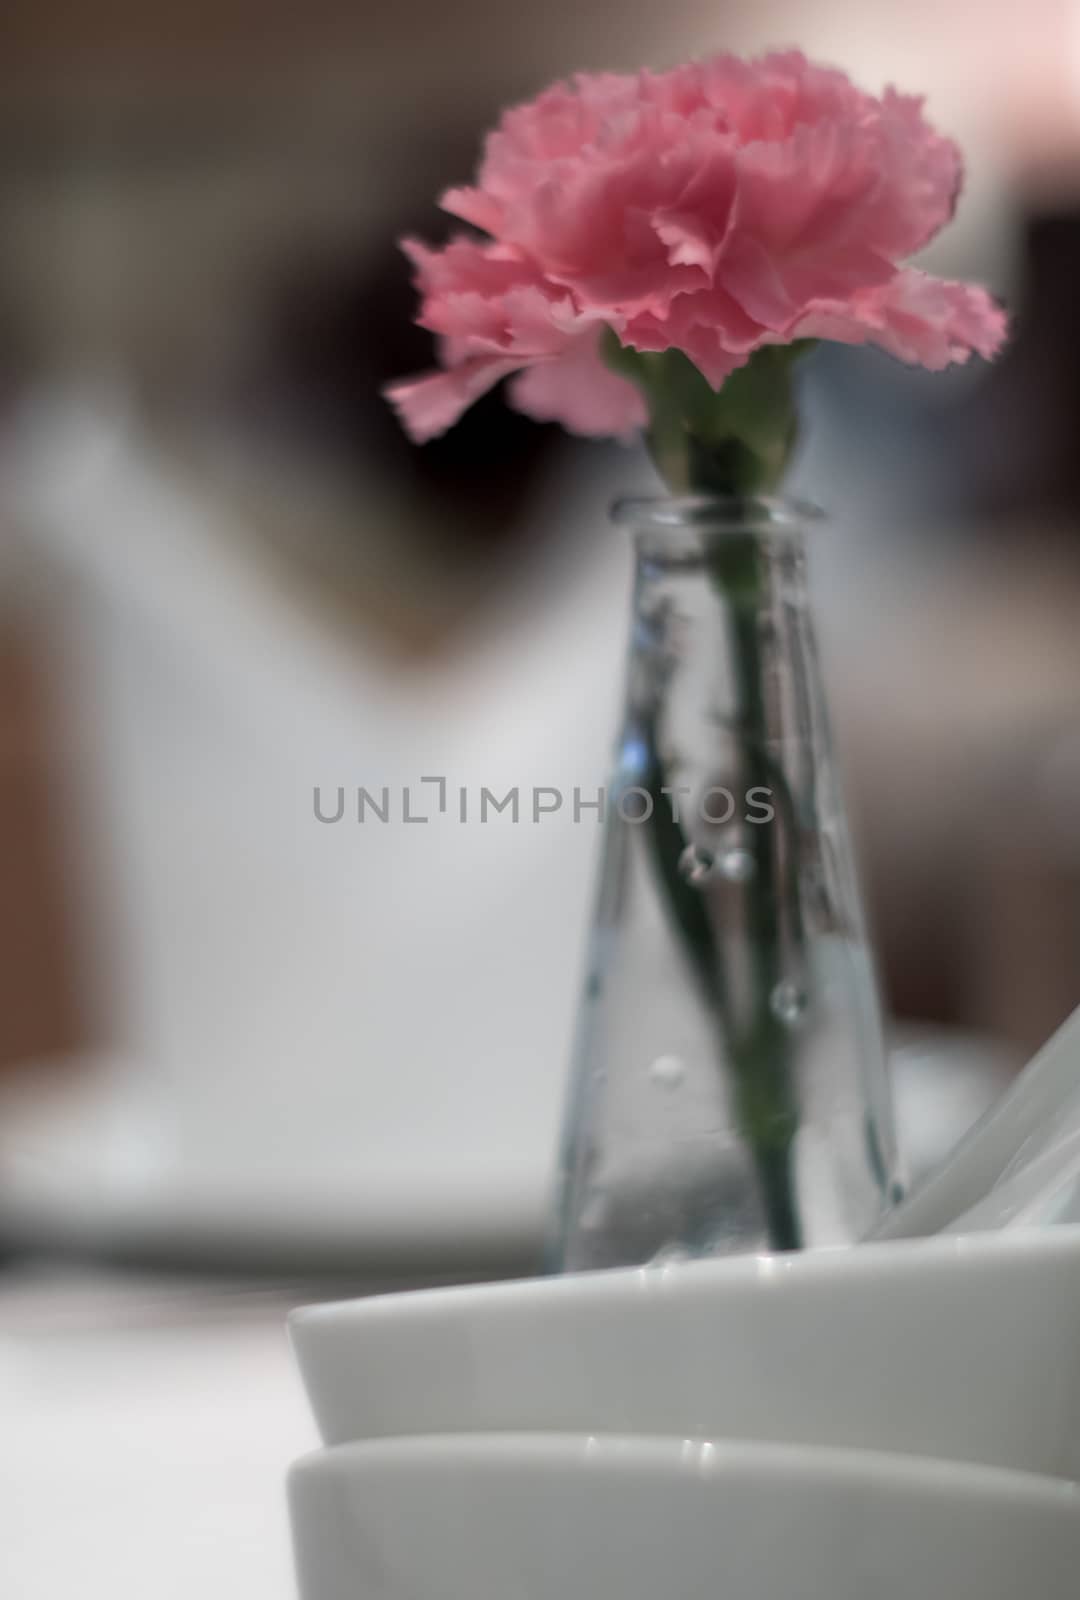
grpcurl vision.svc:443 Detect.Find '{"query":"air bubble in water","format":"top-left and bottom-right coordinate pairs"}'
top-left (649, 1054), bottom-right (685, 1089)
top-left (770, 979), bottom-right (809, 1027)
top-left (678, 844), bottom-right (715, 886)
top-left (717, 846), bottom-right (756, 883)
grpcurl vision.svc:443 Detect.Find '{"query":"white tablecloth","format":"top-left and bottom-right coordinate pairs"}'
top-left (2, 1272), bottom-right (318, 1600)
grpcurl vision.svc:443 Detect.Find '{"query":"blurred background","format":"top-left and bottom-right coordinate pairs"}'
top-left (3, 0), bottom-right (1080, 1593)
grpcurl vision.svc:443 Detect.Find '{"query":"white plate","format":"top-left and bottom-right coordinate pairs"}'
top-left (289, 1433), bottom-right (1080, 1600)
top-left (0, 1056), bottom-right (543, 1275)
top-left (291, 1227), bottom-right (1080, 1479)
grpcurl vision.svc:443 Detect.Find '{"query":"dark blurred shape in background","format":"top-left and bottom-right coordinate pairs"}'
top-left (0, 620), bottom-right (87, 1071)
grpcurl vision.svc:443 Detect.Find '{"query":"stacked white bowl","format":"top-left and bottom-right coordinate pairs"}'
top-left (288, 1229), bottom-right (1080, 1598)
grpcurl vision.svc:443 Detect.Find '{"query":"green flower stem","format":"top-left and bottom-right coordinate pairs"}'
top-left (713, 534), bottom-right (802, 1252)
top-left (638, 667), bottom-right (800, 1251)
top-left (639, 706), bottom-right (727, 1017)
top-left (605, 333), bottom-right (812, 1252)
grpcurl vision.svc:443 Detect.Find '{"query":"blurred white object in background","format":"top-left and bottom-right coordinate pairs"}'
top-left (881, 1000), bottom-right (1080, 1240)
top-left (0, 386), bottom-right (631, 1269)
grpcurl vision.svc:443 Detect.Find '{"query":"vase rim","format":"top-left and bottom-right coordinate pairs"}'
top-left (611, 494), bottom-right (824, 536)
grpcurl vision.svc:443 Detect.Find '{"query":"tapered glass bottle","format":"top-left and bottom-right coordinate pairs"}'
top-left (552, 496), bottom-right (901, 1270)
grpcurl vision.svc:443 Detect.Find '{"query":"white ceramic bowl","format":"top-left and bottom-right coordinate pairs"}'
top-left (291, 1228), bottom-right (1080, 1478)
top-left (289, 1433), bottom-right (1080, 1600)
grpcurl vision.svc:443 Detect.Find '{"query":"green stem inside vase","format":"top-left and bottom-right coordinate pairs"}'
top-left (612, 337), bottom-right (812, 1253)
top-left (639, 566), bottom-right (802, 1251)
top-left (711, 533), bottom-right (802, 1251)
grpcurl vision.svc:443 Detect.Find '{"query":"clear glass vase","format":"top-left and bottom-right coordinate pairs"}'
top-left (551, 496), bottom-right (902, 1271)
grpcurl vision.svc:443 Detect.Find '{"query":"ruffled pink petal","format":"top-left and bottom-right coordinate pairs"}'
top-left (794, 268), bottom-right (1008, 369)
top-left (401, 235), bottom-right (533, 302)
top-left (383, 358), bottom-right (520, 444)
top-left (625, 286), bottom-right (763, 389)
top-left (439, 186), bottom-right (505, 234)
top-left (719, 122), bottom-right (898, 329)
top-left (649, 138), bottom-right (738, 275)
top-left (720, 231), bottom-right (894, 331)
top-left (501, 147), bottom-right (714, 315)
top-left (653, 211), bottom-right (719, 272)
top-left (507, 334), bottom-right (647, 438)
top-left (399, 235), bottom-right (598, 360)
top-left (869, 89), bottom-right (962, 256)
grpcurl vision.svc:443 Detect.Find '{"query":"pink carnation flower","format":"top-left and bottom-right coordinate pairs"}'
top-left (386, 51), bottom-right (1006, 443)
